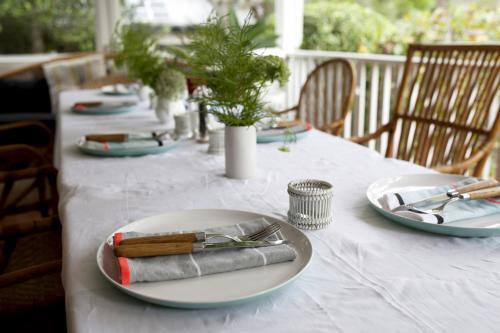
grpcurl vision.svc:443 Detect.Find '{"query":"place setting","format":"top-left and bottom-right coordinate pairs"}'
top-left (77, 130), bottom-right (183, 157)
top-left (70, 100), bottom-right (139, 115)
top-left (96, 177), bottom-right (335, 308)
top-left (367, 174), bottom-right (500, 237)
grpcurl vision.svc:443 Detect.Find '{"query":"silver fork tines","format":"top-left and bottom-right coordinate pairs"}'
top-left (243, 223), bottom-right (281, 241)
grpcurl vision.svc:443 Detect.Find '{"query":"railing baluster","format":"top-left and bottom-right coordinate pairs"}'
top-left (380, 64), bottom-right (392, 153)
top-left (369, 64), bottom-right (379, 151)
top-left (357, 62), bottom-right (367, 138)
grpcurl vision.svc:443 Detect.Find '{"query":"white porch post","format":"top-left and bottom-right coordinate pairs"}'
top-left (274, 0), bottom-right (304, 51)
top-left (95, 0), bottom-right (121, 51)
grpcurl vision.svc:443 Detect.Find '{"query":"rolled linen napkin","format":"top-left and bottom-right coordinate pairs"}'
top-left (106, 218), bottom-right (296, 284)
top-left (378, 178), bottom-right (500, 224)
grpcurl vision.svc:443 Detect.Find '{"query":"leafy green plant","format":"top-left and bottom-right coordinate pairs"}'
top-left (112, 22), bottom-right (185, 100)
top-left (174, 14), bottom-right (290, 127)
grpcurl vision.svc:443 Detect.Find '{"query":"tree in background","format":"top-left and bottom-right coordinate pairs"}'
top-left (0, 0), bottom-right (94, 54)
top-left (302, 0), bottom-right (499, 55)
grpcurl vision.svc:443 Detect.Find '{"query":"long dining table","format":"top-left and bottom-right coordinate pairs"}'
top-left (57, 90), bottom-right (500, 332)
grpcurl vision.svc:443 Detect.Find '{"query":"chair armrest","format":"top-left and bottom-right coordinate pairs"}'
top-left (350, 123), bottom-right (393, 144)
top-left (0, 260), bottom-right (62, 288)
top-left (434, 141), bottom-right (496, 175)
top-left (0, 164), bottom-right (57, 182)
top-left (326, 119), bottom-right (345, 136)
top-left (0, 122), bottom-right (54, 164)
top-left (272, 106), bottom-right (298, 116)
top-left (0, 144), bottom-right (50, 169)
top-left (0, 215), bottom-right (61, 240)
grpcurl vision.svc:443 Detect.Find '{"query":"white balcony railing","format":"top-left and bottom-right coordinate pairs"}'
top-left (283, 49), bottom-right (498, 178)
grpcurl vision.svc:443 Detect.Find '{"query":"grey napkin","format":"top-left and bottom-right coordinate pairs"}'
top-left (108, 218), bottom-right (297, 284)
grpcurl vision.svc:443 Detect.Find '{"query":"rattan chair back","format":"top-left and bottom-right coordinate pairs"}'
top-left (296, 58), bottom-right (356, 135)
top-left (386, 44), bottom-right (499, 173)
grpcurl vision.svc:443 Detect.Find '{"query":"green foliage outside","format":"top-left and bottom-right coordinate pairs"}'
top-left (173, 14), bottom-right (290, 127)
top-left (302, 0), bottom-right (500, 55)
top-left (112, 23), bottom-right (186, 100)
top-left (227, 10), bottom-right (278, 49)
top-left (0, 0), bottom-right (95, 54)
top-left (302, 2), bottom-right (399, 54)
top-left (0, 0), bottom-right (497, 56)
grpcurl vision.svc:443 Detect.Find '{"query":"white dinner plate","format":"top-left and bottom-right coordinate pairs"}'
top-left (367, 174), bottom-right (500, 237)
top-left (96, 209), bottom-right (312, 308)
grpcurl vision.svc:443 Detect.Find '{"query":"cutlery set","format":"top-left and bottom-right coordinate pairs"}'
top-left (391, 179), bottom-right (500, 215)
top-left (114, 222), bottom-right (284, 258)
top-left (85, 130), bottom-right (170, 143)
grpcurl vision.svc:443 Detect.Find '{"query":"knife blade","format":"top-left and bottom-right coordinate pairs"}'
top-left (114, 240), bottom-right (289, 258)
top-left (391, 178), bottom-right (498, 212)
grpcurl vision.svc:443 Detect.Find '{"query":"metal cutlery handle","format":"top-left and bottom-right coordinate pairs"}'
top-left (461, 186), bottom-right (500, 201)
top-left (119, 232), bottom-right (204, 245)
top-left (114, 243), bottom-right (194, 258)
top-left (449, 179), bottom-right (498, 196)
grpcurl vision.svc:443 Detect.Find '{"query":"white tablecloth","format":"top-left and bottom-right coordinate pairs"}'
top-left (57, 90), bottom-right (500, 333)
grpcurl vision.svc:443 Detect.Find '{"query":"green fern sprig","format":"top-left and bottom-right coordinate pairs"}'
top-left (177, 13), bottom-right (290, 127)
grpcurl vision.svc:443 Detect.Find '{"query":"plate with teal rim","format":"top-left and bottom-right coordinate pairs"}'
top-left (367, 174), bottom-right (500, 237)
top-left (71, 102), bottom-right (137, 115)
top-left (101, 84), bottom-right (137, 96)
top-left (77, 137), bottom-right (181, 157)
top-left (96, 209), bottom-right (312, 309)
top-left (257, 128), bottom-right (311, 144)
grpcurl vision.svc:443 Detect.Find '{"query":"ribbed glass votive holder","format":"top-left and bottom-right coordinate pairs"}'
top-left (207, 128), bottom-right (225, 154)
top-left (287, 179), bottom-right (333, 230)
top-left (174, 114), bottom-right (192, 138)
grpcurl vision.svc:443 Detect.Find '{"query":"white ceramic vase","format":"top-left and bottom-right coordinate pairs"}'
top-left (155, 98), bottom-right (186, 125)
top-left (225, 126), bottom-right (256, 179)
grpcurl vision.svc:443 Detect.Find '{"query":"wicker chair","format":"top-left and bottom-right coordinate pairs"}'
top-left (0, 145), bottom-right (64, 331)
top-left (275, 58), bottom-right (356, 136)
top-left (351, 44), bottom-right (500, 176)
